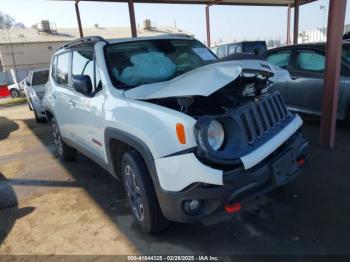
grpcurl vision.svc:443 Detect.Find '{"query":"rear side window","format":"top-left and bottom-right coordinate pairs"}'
top-left (296, 51), bottom-right (325, 72)
top-left (343, 45), bottom-right (350, 63)
top-left (51, 56), bottom-right (57, 81)
top-left (266, 51), bottom-right (291, 69)
top-left (228, 44), bottom-right (237, 55)
top-left (217, 46), bottom-right (227, 58)
top-left (56, 52), bottom-right (70, 85)
top-left (32, 70), bottom-right (49, 86)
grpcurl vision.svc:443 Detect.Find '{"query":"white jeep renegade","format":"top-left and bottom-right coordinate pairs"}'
top-left (43, 35), bottom-right (309, 233)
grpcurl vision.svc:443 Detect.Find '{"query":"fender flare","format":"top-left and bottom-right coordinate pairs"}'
top-left (104, 127), bottom-right (158, 183)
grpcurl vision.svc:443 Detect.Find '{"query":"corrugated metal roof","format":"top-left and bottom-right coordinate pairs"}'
top-left (0, 26), bottom-right (191, 44)
top-left (56, 0), bottom-right (317, 7)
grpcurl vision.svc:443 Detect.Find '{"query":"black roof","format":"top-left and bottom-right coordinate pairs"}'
top-left (266, 41), bottom-right (350, 53)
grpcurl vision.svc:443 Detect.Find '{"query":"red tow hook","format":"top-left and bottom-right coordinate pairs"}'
top-left (297, 157), bottom-right (306, 166)
top-left (224, 202), bottom-right (241, 214)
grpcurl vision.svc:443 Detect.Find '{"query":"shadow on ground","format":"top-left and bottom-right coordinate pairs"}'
top-left (13, 115), bottom-right (350, 254)
top-left (0, 173), bottom-right (35, 244)
top-left (0, 117), bottom-right (18, 141)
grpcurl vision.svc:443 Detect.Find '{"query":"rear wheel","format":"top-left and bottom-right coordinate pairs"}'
top-left (121, 150), bottom-right (169, 233)
top-left (50, 117), bottom-right (76, 161)
top-left (10, 89), bottom-right (20, 98)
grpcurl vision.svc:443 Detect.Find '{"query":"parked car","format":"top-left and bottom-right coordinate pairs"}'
top-left (212, 41), bottom-right (267, 58)
top-left (264, 42), bottom-right (350, 119)
top-left (24, 68), bottom-right (49, 123)
top-left (43, 35), bottom-right (308, 233)
top-left (0, 83), bottom-right (10, 97)
top-left (7, 80), bottom-right (26, 98)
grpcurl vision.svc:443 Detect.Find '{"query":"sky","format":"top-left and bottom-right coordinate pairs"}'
top-left (0, 0), bottom-right (349, 45)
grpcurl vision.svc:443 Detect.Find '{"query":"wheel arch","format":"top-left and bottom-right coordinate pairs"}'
top-left (105, 127), bottom-right (158, 182)
top-left (45, 109), bottom-right (54, 124)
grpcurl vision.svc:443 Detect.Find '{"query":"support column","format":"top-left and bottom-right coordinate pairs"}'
top-left (75, 0), bottom-right (83, 38)
top-left (206, 5), bottom-right (211, 47)
top-left (287, 6), bottom-right (291, 45)
top-left (293, 0), bottom-right (299, 44)
top-left (320, 0), bottom-right (347, 148)
top-left (128, 0), bottom-right (137, 37)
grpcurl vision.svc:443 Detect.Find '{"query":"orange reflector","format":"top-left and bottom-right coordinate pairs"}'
top-left (176, 123), bottom-right (186, 144)
top-left (224, 202), bottom-right (241, 214)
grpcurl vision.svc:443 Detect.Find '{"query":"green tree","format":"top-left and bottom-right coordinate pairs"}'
top-left (0, 12), bottom-right (25, 29)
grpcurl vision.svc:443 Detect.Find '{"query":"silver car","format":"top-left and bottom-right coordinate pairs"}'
top-left (264, 42), bottom-right (350, 120)
top-left (24, 68), bottom-right (49, 123)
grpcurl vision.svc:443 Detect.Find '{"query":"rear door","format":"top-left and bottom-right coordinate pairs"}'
top-left (51, 51), bottom-right (76, 139)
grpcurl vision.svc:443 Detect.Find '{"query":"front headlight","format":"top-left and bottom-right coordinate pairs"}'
top-left (207, 120), bottom-right (225, 151)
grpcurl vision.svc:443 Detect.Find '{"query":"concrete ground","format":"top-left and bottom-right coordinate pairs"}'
top-left (0, 104), bottom-right (350, 255)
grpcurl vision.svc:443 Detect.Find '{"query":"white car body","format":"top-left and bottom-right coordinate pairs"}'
top-left (25, 68), bottom-right (49, 121)
top-left (43, 35), bottom-right (308, 227)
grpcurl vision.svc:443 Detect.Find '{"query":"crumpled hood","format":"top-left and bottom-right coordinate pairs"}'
top-left (124, 60), bottom-right (288, 100)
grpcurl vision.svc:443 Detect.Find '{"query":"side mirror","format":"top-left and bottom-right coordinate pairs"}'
top-left (73, 75), bottom-right (92, 95)
top-left (26, 80), bottom-right (30, 86)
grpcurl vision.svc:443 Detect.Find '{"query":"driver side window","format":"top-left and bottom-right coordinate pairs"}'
top-left (72, 49), bottom-right (101, 94)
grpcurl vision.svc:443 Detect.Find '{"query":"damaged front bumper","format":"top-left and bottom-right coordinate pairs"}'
top-left (155, 131), bottom-right (308, 223)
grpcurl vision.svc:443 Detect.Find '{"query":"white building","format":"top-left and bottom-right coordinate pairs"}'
top-left (298, 24), bottom-right (350, 43)
top-left (0, 20), bottom-right (192, 84)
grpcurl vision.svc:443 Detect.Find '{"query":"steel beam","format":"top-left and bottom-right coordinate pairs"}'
top-left (128, 0), bottom-right (137, 37)
top-left (75, 0), bottom-right (84, 38)
top-left (293, 0), bottom-right (299, 44)
top-left (206, 5), bottom-right (211, 47)
top-left (287, 6), bottom-right (291, 44)
top-left (320, 0), bottom-right (347, 148)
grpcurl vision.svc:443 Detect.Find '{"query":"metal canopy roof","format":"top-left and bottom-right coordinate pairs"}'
top-left (59, 0), bottom-right (317, 7)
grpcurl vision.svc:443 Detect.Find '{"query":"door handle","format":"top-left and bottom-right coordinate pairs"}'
top-left (67, 100), bottom-right (75, 107)
top-left (291, 75), bottom-right (299, 80)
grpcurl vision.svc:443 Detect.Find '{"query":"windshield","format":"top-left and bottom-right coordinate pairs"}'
top-left (105, 39), bottom-right (217, 88)
top-left (343, 45), bottom-right (350, 63)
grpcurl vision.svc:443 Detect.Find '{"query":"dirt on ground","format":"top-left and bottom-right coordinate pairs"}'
top-left (1, 104), bottom-right (350, 255)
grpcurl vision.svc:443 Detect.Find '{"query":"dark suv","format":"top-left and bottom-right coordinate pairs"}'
top-left (213, 41), bottom-right (267, 58)
top-left (264, 42), bottom-right (350, 120)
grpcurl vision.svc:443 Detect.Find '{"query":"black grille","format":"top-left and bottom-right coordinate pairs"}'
top-left (239, 92), bottom-right (290, 145)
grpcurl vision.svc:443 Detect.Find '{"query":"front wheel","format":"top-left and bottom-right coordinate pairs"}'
top-left (10, 89), bottom-right (20, 98)
top-left (50, 117), bottom-right (76, 161)
top-left (121, 150), bottom-right (169, 233)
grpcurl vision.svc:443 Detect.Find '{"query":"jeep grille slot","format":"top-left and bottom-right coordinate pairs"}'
top-left (238, 92), bottom-right (289, 145)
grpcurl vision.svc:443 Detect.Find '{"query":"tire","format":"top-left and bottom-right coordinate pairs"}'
top-left (121, 150), bottom-right (169, 233)
top-left (10, 89), bottom-right (20, 98)
top-left (34, 108), bottom-right (46, 123)
top-left (50, 117), bottom-right (76, 161)
top-left (28, 100), bottom-right (33, 111)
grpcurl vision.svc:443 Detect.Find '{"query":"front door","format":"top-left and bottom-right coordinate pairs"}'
top-left (68, 48), bottom-right (106, 163)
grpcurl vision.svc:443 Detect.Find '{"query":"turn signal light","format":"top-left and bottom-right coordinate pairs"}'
top-left (176, 123), bottom-right (186, 144)
top-left (224, 202), bottom-right (241, 214)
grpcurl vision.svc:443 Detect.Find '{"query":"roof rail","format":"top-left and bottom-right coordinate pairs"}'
top-left (59, 36), bottom-right (108, 50)
top-left (160, 33), bottom-right (194, 39)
